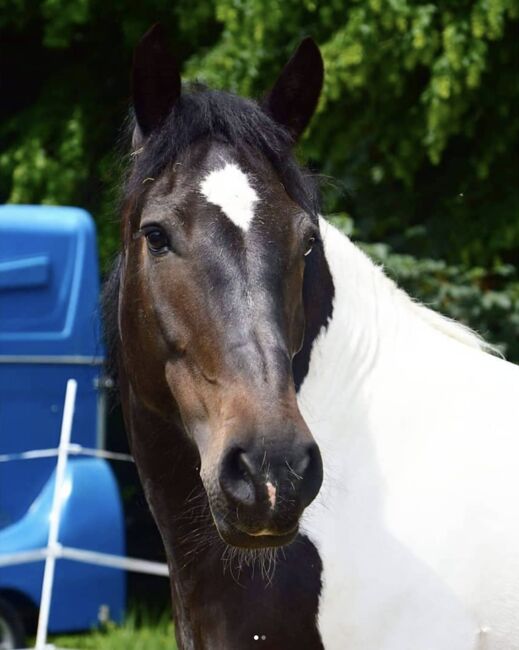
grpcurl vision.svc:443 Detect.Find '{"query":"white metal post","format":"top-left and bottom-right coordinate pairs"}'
top-left (34, 379), bottom-right (77, 650)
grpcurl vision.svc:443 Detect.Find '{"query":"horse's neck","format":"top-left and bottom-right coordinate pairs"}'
top-left (120, 382), bottom-right (209, 632)
top-left (298, 219), bottom-right (503, 536)
top-left (300, 219), bottom-right (485, 435)
top-left (297, 222), bottom-right (519, 649)
top-left (125, 382), bottom-right (296, 648)
top-left (302, 220), bottom-right (415, 411)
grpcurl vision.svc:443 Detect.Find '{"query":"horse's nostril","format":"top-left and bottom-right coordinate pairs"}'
top-left (237, 450), bottom-right (255, 479)
top-left (293, 450), bottom-right (311, 477)
top-left (297, 442), bottom-right (323, 509)
top-left (219, 447), bottom-right (256, 507)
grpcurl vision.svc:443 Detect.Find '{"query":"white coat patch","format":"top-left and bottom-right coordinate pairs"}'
top-left (200, 162), bottom-right (258, 231)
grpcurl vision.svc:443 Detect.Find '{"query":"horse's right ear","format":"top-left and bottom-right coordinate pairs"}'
top-left (132, 23), bottom-right (181, 138)
top-left (263, 38), bottom-right (323, 142)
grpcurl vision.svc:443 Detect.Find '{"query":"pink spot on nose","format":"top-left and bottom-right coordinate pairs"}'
top-left (266, 481), bottom-right (276, 509)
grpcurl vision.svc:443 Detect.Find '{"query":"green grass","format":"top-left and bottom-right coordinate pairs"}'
top-left (47, 609), bottom-right (176, 650)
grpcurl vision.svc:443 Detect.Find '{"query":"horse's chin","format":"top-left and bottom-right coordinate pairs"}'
top-left (214, 517), bottom-right (299, 549)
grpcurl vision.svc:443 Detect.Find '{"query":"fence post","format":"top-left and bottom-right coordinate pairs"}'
top-left (34, 379), bottom-right (77, 650)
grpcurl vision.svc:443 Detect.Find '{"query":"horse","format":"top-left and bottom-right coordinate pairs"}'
top-left (105, 23), bottom-right (519, 650)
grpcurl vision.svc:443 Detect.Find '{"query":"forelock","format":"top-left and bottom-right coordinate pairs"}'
top-left (123, 85), bottom-right (320, 221)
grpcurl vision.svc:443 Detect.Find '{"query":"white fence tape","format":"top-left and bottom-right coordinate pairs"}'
top-left (0, 379), bottom-right (169, 650)
top-left (0, 545), bottom-right (169, 577)
top-left (60, 546), bottom-right (169, 577)
top-left (0, 444), bottom-right (134, 463)
top-left (0, 548), bottom-right (48, 568)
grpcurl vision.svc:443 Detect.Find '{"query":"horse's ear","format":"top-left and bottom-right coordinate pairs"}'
top-left (263, 38), bottom-right (323, 142)
top-left (132, 23), bottom-right (181, 138)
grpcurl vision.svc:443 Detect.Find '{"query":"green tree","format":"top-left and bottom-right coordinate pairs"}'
top-left (1, 0), bottom-right (518, 358)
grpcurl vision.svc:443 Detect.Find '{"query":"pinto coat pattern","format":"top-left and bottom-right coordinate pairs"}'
top-left (300, 221), bottom-right (519, 649)
top-left (106, 23), bottom-right (519, 650)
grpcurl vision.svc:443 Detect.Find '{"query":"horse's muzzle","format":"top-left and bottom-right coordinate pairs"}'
top-left (213, 441), bottom-right (323, 548)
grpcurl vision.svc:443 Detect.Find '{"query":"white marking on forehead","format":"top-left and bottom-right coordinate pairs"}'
top-left (199, 162), bottom-right (258, 231)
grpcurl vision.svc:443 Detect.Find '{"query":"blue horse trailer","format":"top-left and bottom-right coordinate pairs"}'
top-left (0, 206), bottom-right (125, 647)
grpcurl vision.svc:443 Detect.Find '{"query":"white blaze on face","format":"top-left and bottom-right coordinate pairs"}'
top-left (200, 162), bottom-right (258, 231)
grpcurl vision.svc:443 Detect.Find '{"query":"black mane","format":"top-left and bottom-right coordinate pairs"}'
top-left (126, 84), bottom-right (320, 216)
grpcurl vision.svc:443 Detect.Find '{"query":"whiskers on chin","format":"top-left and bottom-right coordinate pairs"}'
top-left (177, 488), bottom-right (282, 585)
top-left (221, 544), bottom-right (281, 586)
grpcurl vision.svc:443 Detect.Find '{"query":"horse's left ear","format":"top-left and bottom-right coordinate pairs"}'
top-left (132, 23), bottom-right (181, 138)
top-left (263, 38), bottom-right (324, 142)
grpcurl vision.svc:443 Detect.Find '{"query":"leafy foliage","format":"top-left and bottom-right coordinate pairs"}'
top-left (331, 213), bottom-right (519, 360)
top-left (1, 1), bottom-right (518, 360)
top-left (362, 240), bottom-right (519, 361)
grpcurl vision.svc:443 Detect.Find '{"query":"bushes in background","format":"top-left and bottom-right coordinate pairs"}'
top-left (1, 0), bottom-right (518, 359)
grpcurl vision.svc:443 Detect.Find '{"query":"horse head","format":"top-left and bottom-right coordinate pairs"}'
top-left (118, 25), bottom-right (332, 549)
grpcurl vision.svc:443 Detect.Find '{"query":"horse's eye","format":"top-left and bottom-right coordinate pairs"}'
top-left (144, 227), bottom-right (169, 254)
top-left (304, 235), bottom-right (317, 257)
